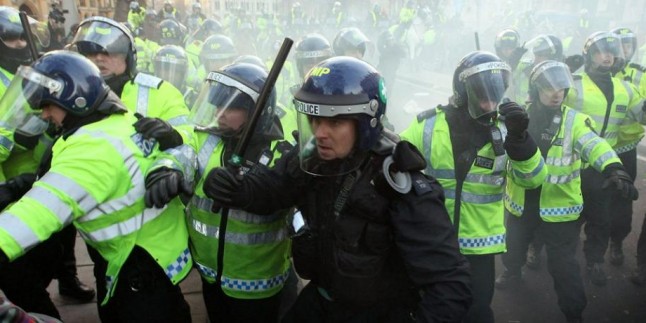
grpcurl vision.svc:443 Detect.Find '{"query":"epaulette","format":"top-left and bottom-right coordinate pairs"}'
top-left (134, 73), bottom-right (163, 89)
top-left (629, 62), bottom-right (646, 73)
top-left (416, 106), bottom-right (439, 122)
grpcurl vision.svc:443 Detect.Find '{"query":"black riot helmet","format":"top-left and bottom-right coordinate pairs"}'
top-left (189, 62), bottom-right (280, 140)
top-left (71, 16), bottom-right (137, 78)
top-left (0, 6), bottom-right (50, 73)
top-left (612, 27), bottom-right (637, 63)
top-left (494, 28), bottom-right (520, 60)
top-left (452, 51), bottom-right (511, 123)
top-left (153, 45), bottom-right (188, 90)
top-left (528, 34), bottom-right (564, 62)
top-left (582, 31), bottom-right (624, 74)
top-left (528, 60), bottom-right (573, 107)
top-left (332, 27), bottom-right (369, 58)
top-left (191, 18), bottom-right (222, 43)
top-left (294, 33), bottom-right (333, 78)
top-left (200, 34), bottom-right (237, 72)
top-left (159, 18), bottom-right (185, 46)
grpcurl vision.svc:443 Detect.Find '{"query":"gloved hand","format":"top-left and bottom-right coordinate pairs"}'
top-left (508, 46), bottom-right (528, 70)
top-left (0, 173), bottom-right (37, 210)
top-left (144, 168), bottom-right (194, 208)
top-left (565, 55), bottom-right (585, 73)
top-left (133, 116), bottom-right (183, 151)
top-left (602, 167), bottom-right (639, 200)
top-left (203, 167), bottom-right (250, 211)
top-left (498, 101), bottom-right (529, 139)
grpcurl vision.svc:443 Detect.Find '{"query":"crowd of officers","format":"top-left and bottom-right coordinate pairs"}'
top-left (0, 1), bottom-right (645, 323)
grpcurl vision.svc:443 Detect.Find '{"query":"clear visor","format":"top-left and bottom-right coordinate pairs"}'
top-left (200, 56), bottom-right (235, 72)
top-left (460, 62), bottom-right (511, 121)
top-left (531, 62), bottom-right (574, 94)
top-left (520, 36), bottom-right (560, 65)
top-left (153, 56), bottom-right (188, 89)
top-left (0, 66), bottom-right (52, 136)
top-left (71, 19), bottom-right (130, 56)
top-left (295, 99), bottom-right (367, 176)
top-left (589, 36), bottom-right (623, 58)
top-left (189, 72), bottom-right (258, 136)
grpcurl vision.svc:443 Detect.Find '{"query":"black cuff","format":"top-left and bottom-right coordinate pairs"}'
top-left (504, 132), bottom-right (538, 161)
top-left (602, 162), bottom-right (625, 177)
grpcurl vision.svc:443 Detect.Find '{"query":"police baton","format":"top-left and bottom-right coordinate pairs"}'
top-left (215, 37), bottom-right (294, 286)
top-left (19, 11), bottom-right (40, 62)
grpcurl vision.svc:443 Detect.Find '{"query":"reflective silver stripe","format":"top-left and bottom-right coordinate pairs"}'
top-left (458, 233), bottom-right (505, 249)
top-left (23, 187), bottom-right (73, 226)
top-left (580, 137), bottom-right (604, 159)
top-left (167, 115), bottom-right (189, 127)
top-left (572, 78), bottom-right (584, 111)
top-left (430, 169), bottom-right (504, 186)
top-left (0, 212), bottom-right (40, 251)
top-left (39, 172), bottom-right (98, 213)
top-left (589, 115), bottom-right (624, 128)
top-left (195, 261), bottom-right (289, 291)
top-left (594, 151), bottom-right (618, 169)
top-left (422, 116), bottom-right (436, 175)
top-left (165, 144), bottom-right (197, 184)
top-left (512, 158), bottom-right (545, 180)
top-left (165, 248), bottom-right (191, 279)
top-left (74, 128), bottom-right (144, 223)
top-left (635, 69), bottom-right (643, 89)
top-left (620, 80), bottom-right (635, 103)
top-left (575, 131), bottom-right (598, 151)
top-left (545, 169), bottom-right (580, 184)
top-left (136, 85), bottom-right (150, 116)
top-left (83, 207), bottom-right (166, 242)
top-left (0, 71), bottom-right (9, 87)
top-left (561, 109), bottom-right (577, 160)
top-left (189, 215), bottom-right (288, 244)
top-left (604, 131), bottom-right (619, 140)
top-left (545, 155), bottom-right (578, 167)
top-left (0, 135), bottom-right (13, 151)
top-left (191, 196), bottom-right (283, 224)
top-left (197, 134), bottom-right (220, 179)
top-left (443, 189), bottom-right (502, 204)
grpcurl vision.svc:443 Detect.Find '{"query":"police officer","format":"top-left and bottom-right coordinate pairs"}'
top-left (152, 45), bottom-right (197, 107)
top-left (495, 61), bottom-right (636, 323)
top-left (184, 2), bottom-right (205, 33)
top-left (0, 50), bottom-right (192, 322)
top-left (332, 27), bottom-right (370, 59)
top-left (179, 63), bottom-right (292, 323)
top-left (564, 31), bottom-right (645, 286)
top-left (185, 18), bottom-right (223, 69)
top-left (610, 27), bottom-right (646, 267)
top-left (203, 57), bottom-right (472, 322)
top-left (158, 19), bottom-right (186, 46)
top-left (494, 28), bottom-right (523, 71)
top-left (127, 1), bottom-right (146, 30)
top-left (158, 0), bottom-right (181, 21)
top-left (198, 34), bottom-right (237, 80)
top-left (401, 51), bottom-right (548, 323)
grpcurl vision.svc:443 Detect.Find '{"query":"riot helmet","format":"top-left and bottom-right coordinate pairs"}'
top-left (294, 33), bottom-right (333, 79)
top-left (612, 27), bottom-right (637, 63)
top-left (200, 34), bottom-right (237, 72)
top-left (189, 62), bottom-right (280, 140)
top-left (452, 51), bottom-right (511, 123)
top-left (528, 60), bottom-right (573, 109)
top-left (526, 34), bottom-right (563, 63)
top-left (333, 27), bottom-right (369, 58)
top-left (583, 31), bottom-right (623, 74)
top-left (71, 16), bottom-right (137, 78)
top-left (153, 45), bottom-right (188, 90)
top-left (159, 19), bottom-right (185, 46)
top-left (189, 18), bottom-right (222, 43)
top-left (0, 6), bottom-right (50, 73)
top-left (233, 55), bottom-right (267, 70)
top-left (293, 56), bottom-right (387, 176)
top-left (494, 28), bottom-right (520, 61)
top-left (129, 1), bottom-right (140, 11)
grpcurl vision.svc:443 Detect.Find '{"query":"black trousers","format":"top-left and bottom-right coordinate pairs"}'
top-left (610, 149), bottom-right (637, 244)
top-left (88, 245), bottom-right (191, 323)
top-left (0, 231), bottom-right (62, 319)
top-left (581, 167), bottom-right (615, 264)
top-left (281, 282), bottom-right (415, 323)
top-left (636, 215), bottom-right (646, 266)
top-left (462, 254), bottom-right (495, 323)
top-left (54, 224), bottom-right (78, 280)
top-left (501, 210), bottom-right (587, 320)
top-left (202, 278), bottom-right (283, 323)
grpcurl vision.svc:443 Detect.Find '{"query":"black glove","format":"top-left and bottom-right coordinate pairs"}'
top-left (0, 173), bottom-right (37, 210)
top-left (565, 54), bottom-right (584, 73)
top-left (508, 46), bottom-right (528, 70)
top-left (133, 116), bottom-right (183, 151)
top-left (602, 166), bottom-right (639, 200)
top-left (498, 101), bottom-right (529, 139)
top-left (203, 167), bottom-right (250, 211)
top-left (144, 168), bottom-right (194, 208)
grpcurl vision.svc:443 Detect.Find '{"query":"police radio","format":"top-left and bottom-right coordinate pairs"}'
top-left (490, 126), bottom-right (505, 156)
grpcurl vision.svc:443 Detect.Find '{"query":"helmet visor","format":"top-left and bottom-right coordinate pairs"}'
top-left (0, 66), bottom-right (51, 136)
top-left (460, 62), bottom-right (511, 120)
top-left (154, 55), bottom-right (188, 89)
top-left (531, 61), bottom-right (573, 94)
top-left (521, 35), bottom-right (562, 65)
top-left (71, 19), bottom-right (131, 56)
top-left (189, 72), bottom-right (258, 136)
top-left (294, 98), bottom-right (369, 176)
